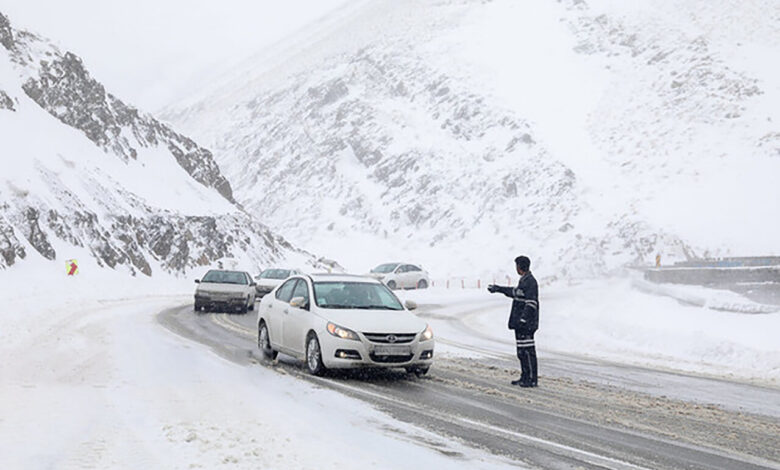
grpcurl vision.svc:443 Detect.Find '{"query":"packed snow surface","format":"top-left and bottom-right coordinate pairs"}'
top-left (3, 264), bottom-right (779, 467)
top-left (0, 269), bottom-right (518, 470)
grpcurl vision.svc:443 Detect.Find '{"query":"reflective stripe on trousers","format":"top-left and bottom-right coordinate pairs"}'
top-left (514, 331), bottom-right (538, 383)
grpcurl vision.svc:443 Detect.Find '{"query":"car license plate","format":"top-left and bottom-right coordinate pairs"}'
top-left (373, 345), bottom-right (411, 356)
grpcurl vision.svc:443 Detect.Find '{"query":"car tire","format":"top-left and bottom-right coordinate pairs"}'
top-left (258, 322), bottom-right (278, 360)
top-left (194, 303), bottom-right (201, 312)
top-left (239, 297), bottom-right (249, 314)
top-left (306, 333), bottom-right (327, 376)
top-left (249, 299), bottom-right (255, 311)
top-left (386, 280), bottom-right (397, 290)
top-left (417, 279), bottom-right (428, 289)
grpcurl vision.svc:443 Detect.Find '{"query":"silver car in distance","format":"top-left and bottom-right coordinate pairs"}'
top-left (368, 263), bottom-right (430, 290)
top-left (256, 274), bottom-right (434, 376)
top-left (194, 269), bottom-right (257, 313)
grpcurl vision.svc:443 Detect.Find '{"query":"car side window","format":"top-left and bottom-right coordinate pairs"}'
top-left (396, 265), bottom-right (407, 273)
top-left (276, 279), bottom-right (296, 302)
top-left (408, 265), bottom-right (421, 272)
top-left (291, 279), bottom-right (310, 307)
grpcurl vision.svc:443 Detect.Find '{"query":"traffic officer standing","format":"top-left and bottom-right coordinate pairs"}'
top-left (488, 256), bottom-right (539, 387)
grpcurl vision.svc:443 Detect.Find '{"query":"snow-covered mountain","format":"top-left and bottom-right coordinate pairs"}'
top-left (0, 12), bottom-right (313, 275)
top-left (164, 0), bottom-right (779, 278)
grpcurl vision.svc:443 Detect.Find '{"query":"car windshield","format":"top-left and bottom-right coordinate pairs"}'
top-left (371, 263), bottom-right (399, 274)
top-left (313, 282), bottom-right (404, 310)
top-left (259, 269), bottom-right (292, 280)
top-left (201, 270), bottom-right (247, 285)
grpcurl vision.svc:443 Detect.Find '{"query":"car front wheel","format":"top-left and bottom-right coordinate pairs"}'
top-left (417, 279), bottom-right (428, 289)
top-left (258, 322), bottom-right (278, 360)
top-left (306, 334), bottom-right (327, 376)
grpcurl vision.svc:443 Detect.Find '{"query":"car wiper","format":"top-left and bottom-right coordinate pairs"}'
top-left (319, 304), bottom-right (352, 309)
top-left (355, 305), bottom-right (402, 310)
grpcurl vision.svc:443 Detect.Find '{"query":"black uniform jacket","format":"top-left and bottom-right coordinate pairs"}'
top-left (497, 272), bottom-right (539, 334)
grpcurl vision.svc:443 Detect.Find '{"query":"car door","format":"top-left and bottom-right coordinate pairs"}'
top-left (392, 265), bottom-right (406, 288)
top-left (268, 279), bottom-right (296, 348)
top-left (398, 265), bottom-right (414, 288)
top-left (282, 279), bottom-right (311, 356)
top-left (407, 265), bottom-right (422, 287)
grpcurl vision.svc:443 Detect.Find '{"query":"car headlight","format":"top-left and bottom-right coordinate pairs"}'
top-left (421, 324), bottom-right (433, 341)
top-left (327, 322), bottom-right (360, 341)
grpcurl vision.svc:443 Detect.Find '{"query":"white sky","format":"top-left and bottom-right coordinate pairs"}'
top-left (0, 0), bottom-right (350, 112)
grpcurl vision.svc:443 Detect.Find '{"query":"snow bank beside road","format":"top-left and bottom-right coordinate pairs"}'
top-left (400, 279), bottom-right (780, 386)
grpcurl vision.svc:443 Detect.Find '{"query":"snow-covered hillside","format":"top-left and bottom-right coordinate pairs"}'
top-left (164, 0), bottom-right (780, 278)
top-left (0, 12), bottom-right (315, 275)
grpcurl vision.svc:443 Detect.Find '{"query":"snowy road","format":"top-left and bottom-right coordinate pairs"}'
top-left (160, 302), bottom-right (780, 470)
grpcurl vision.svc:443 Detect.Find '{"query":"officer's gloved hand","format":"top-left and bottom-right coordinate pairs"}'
top-left (487, 284), bottom-right (499, 293)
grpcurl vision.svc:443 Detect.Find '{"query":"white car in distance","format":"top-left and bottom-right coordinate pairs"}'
top-left (256, 274), bottom-right (434, 376)
top-left (368, 263), bottom-right (430, 290)
top-left (194, 270), bottom-right (256, 313)
top-left (254, 268), bottom-right (303, 297)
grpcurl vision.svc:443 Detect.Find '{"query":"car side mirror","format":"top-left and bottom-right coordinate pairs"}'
top-left (405, 300), bottom-right (417, 311)
top-left (195, 279), bottom-right (200, 284)
top-left (250, 282), bottom-right (257, 287)
top-left (290, 296), bottom-right (308, 310)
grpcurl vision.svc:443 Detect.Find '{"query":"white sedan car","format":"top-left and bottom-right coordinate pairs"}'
top-left (256, 274), bottom-right (434, 376)
top-left (194, 269), bottom-right (256, 313)
top-left (368, 263), bottom-right (430, 290)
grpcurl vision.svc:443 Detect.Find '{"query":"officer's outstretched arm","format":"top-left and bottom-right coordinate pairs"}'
top-left (499, 286), bottom-right (516, 297)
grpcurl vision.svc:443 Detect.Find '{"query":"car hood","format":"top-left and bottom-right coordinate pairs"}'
top-left (317, 308), bottom-right (426, 334)
top-left (196, 283), bottom-right (247, 294)
top-left (256, 278), bottom-right (284, 288)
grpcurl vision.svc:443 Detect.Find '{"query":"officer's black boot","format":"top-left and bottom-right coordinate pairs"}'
top-left (529, 347), bottom-right (538, 387)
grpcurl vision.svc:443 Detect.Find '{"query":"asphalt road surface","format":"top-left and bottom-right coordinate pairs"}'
top-left (159, 303), bottom-right (780, 470)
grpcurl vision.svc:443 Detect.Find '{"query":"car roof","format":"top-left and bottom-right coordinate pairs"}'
top-left (376, 262), bottom-right (421, 266)
top-left (307, 273), bottom-right (382, 284)
top-left (206, 269), bottom-right (246, 274)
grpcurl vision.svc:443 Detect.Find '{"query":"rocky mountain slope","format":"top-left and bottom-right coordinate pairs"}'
top-left (164, 0), bottom-right (779, 277)
top-left (0, 11), bottom-right (311, 275)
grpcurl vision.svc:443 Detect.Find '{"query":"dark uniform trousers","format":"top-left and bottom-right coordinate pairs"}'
top-left (515, 330), bottom-right (537, 385)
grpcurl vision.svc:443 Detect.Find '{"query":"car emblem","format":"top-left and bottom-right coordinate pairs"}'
top-left (386, 335), bottom-right (397, 343)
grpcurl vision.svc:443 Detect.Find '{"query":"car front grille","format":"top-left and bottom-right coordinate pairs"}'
top-left (369, 353), bottom-right (414, 363)
top-left (363, 333), bottom-right (416, 344)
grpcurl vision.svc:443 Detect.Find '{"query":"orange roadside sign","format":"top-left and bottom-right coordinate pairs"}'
top-left (66, 259), bottom-right (79, 276)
